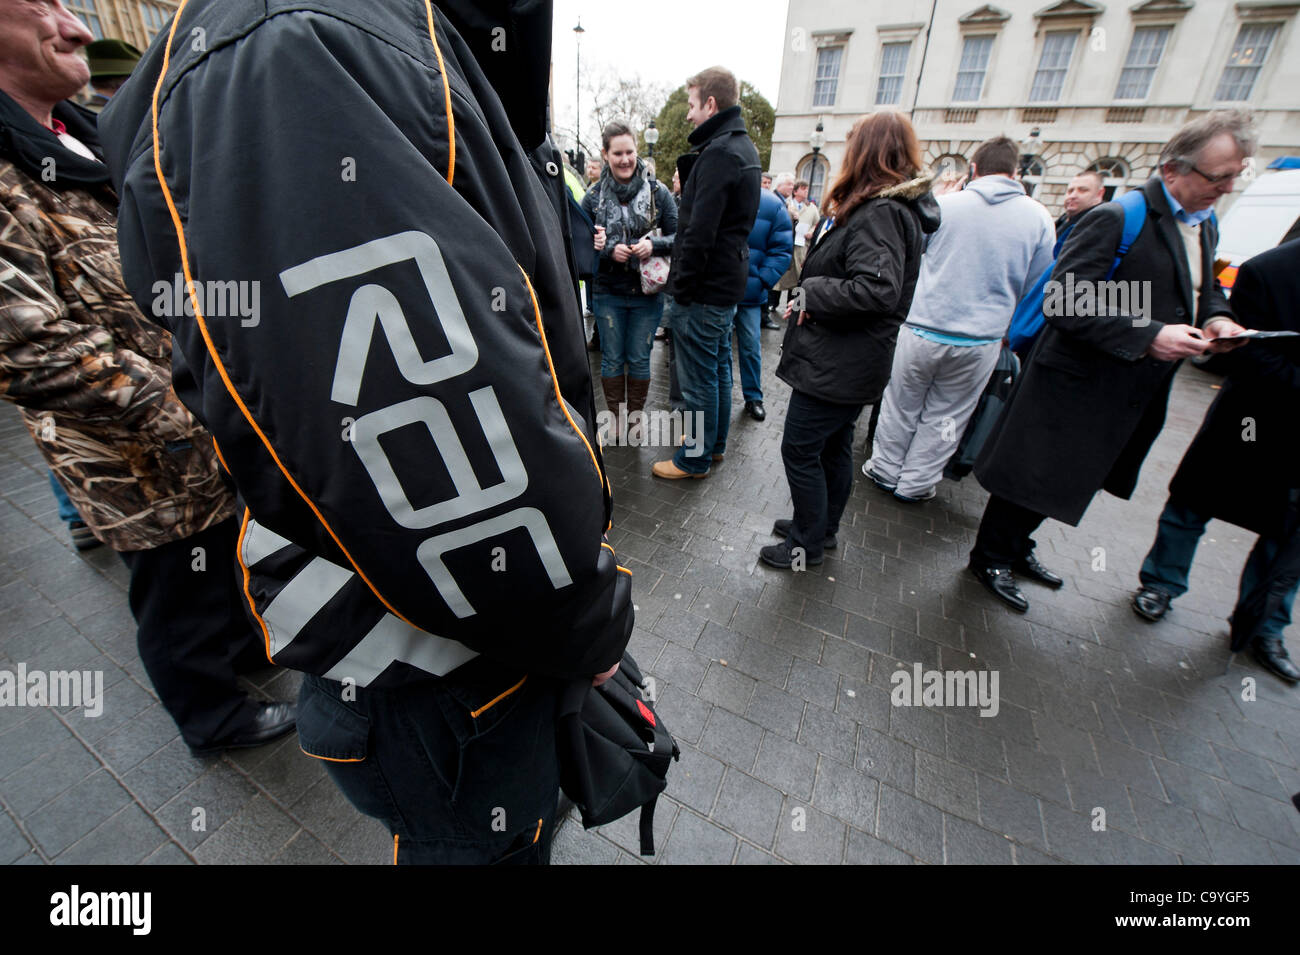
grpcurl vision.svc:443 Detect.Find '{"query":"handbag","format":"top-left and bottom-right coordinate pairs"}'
top-left (556, 651), bottom-right (680, 855)
top-left (639, 180), bottom-right (671, 295)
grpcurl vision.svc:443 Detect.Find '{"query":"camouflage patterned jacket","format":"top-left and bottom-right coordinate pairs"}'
top-left (0, 92), bottom-right (233, 551)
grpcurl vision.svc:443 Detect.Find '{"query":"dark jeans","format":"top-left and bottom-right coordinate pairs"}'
top-left (781, 390), bottom-right (864, 561)
top-left (119, 518), bottom-right (262, 749)
top-left (296, 661), bottom-right (561, 864)
top-left (666, 295), bottom-right (735, 473)
top-left (733, 305), bottom-right (763, 402)
top-left (971, 494), bottom-right (1047, 569)
top-left (1140, 497), bottom-right (1296, 638)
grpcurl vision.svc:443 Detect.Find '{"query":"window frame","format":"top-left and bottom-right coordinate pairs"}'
top-left (1027, 29), bottom-right (1079, 103)
top-left (812, 45), bottom-right (845, 108)
top-left (1214, 21), bottom-right (1282, 101)
top-left (1113, 24), bottom-right (1173, 101)
top-left (875, 41), bottom-right (912, 106)
top-left (952, 33), bottom-right (996, 103)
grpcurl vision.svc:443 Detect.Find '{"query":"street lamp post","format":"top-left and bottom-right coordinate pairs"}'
top-left (645, 118), bottom-right (658, 179)
top-left (1018, 126), bottom-right (1041, 179)
top-left (809, 119), bottom-right (826, 203)
top-left (573, 19), bottom-right (585, 164)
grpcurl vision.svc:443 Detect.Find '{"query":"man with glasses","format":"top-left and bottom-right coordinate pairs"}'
top-left (968, 111), bottom-right (1253, 615)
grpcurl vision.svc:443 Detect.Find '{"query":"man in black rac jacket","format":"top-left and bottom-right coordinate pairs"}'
top-left (100, 0), bottom-right (632, 864)
top-left (1132, 239), bottom-right (1300, 684)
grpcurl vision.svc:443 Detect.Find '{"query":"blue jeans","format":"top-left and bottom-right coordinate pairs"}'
top-left (593, 291), bottom-right (663, 380)
top-left (733, 305), bottom-right (763, 402)
top-left (666, 295), bottom-right (734, 473)
top-left (1140, 498), bottom-right (1296, 639)
top-left (49, 472), bottom-right (80, 525)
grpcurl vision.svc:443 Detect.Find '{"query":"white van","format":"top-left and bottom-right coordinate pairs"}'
top-left (1215, 165), bottom-right (1300, 292)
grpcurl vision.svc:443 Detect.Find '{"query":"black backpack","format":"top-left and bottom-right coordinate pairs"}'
top-left (556, 652), bottom-right (680, 856)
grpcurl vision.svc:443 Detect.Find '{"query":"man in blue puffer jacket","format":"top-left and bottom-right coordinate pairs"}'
top-left (735, 188), bottom-right (794, 421)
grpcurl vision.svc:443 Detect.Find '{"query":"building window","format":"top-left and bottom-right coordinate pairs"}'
top-left (813, 47), bottom-right (843, 107)
top-left (798, 154), bottom-right (831, 206)
top-left (952, 35), bottom-right (994, 102)
top-left (875, 42), bottom-right (911, 106)
top-left (1088, 157), bottom-right (1131, 201)
top-left (1114, 26), bottom-right (1171, 100)
top-left (1028, 31), bottom-right (1077, 102)
top-left (1215, 23), bottom-right (1280, 101)
top-left (66, 1), bottom-right (103, 38)
top-left (139, 2), bottom-right (173, 40)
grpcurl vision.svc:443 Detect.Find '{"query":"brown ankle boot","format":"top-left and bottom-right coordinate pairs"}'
top-left (625, 377), bottom-right (650, 444)
top-left (600, 375), bottom-right (626, 444)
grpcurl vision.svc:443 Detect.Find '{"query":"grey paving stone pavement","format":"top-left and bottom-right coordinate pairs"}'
top-left (1, 336), bottom-right (1296, 864)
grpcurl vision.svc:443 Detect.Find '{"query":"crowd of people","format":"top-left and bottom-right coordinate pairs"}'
top-left (577, 73), bottom-right (1295, 685)
top-left (0, 0), bottom-right (1294, 867)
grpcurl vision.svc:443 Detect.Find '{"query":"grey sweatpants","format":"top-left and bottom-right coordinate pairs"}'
top-left (866, 329), bottom-right (1001, 498)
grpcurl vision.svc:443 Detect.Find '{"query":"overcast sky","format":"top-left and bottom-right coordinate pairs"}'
top-left (549, 0), bottom-right (790, 146)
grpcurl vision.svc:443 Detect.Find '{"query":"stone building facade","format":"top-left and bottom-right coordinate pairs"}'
top-left (771, 0), bottom-right (1300, 215)
top-left (66, 0), bottom-right (178, 56)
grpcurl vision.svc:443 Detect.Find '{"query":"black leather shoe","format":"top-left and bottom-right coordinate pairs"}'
top-left (745, 400), bottom-right (766, 422)
top-left (968, 563), bottom-right (1028, 613)
top-left (759, 540), bottom-right (823, 570)
top-left (1014, 553), bottom-right (1063, 588)
top-left (1252, 637), bottom-right (1300, 684)
top-left (1132, 587), bottom-right (1171, 622)
top-left (761, 315), bottom-right (781, 330)
top-left (771, 518), bottom-right (837, 550)
top-left (190, 701), bottom-right (298, 757)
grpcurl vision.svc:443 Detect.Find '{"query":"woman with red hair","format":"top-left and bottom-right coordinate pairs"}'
top-left (762, 112), bottom-right (940, 569)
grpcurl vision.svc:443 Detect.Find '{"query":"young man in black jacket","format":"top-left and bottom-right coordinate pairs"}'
top-left (652, 66), bottom-right (761, 479)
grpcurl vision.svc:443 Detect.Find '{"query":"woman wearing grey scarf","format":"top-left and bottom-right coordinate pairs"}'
top-left (581, 121), bottom-right (677, 441)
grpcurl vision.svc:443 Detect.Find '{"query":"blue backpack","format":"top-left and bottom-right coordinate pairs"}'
top-left (1007, 190), bottom-right (1148, 353)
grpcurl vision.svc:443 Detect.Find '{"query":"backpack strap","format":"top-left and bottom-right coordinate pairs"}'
top-left (1105, 190), bottom-right (1147, 280)
top-left (639, 794), bottom-right (658, 856)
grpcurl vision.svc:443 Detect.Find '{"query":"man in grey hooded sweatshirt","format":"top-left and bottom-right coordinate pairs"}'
top-left (863, 137), bottom-right (1054, 503)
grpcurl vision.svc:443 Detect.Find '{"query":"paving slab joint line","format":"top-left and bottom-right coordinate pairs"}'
top-left (47, 703), bottom-right (198, 865)
top-left (0, 791), bottom-right (53, 864)
top-left (210, 749), bottom-right (353, 865)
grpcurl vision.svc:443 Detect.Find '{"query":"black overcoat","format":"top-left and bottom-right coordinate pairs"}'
top-left (1168, 239), bottom-right (1300, 535)
top-left (975, 177), bottom-right (1233, 525)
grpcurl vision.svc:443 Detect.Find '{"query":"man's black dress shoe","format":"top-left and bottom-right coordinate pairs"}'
top-left (1132, 587), bottom-right (1172, 622)
top-left (771, 518), bottom-right (837, 550)
top-left (1252, 637), bottom-right (1300, 684)
top-left (760, 539), bottom-right (823, 570)
top-left (745, 400), bottom-right (766, 421)
top-left (1014, 554), bottom-right (1063, 588)
top-left (968, 563), bottom-right (1028, 613)
top-left (761, 313), bottom-right (781, 330)
top-left (190, 701), bottom-right (298, 757)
